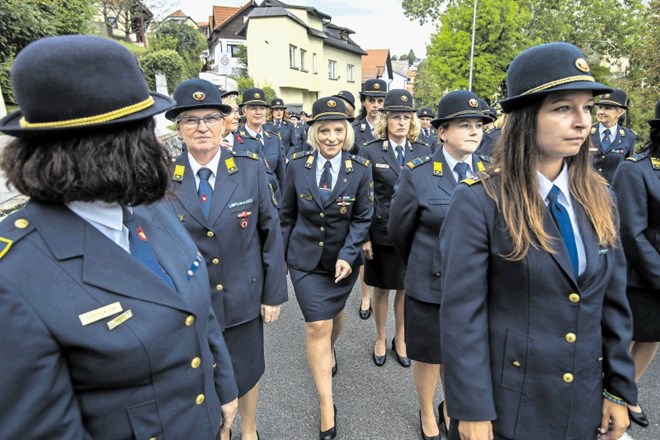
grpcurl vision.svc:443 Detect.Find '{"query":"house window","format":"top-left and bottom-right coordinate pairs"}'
top-left (300, 49), bottom-right (307, 72)
top-left (227, 44), bottom-right (240, 57)
top-left (347, 64), bottom-right (354, 82)
top-left (312, 53), bottom-right (317, 74)
top-left (328, 60), bottom-right (337, 79)
top-left (289, 45), bottom-right (297, 68)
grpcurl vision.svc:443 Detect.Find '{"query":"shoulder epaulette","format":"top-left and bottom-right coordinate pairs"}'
top-left (590, 126), bottom-right (597, 135)
top-left (363, 139), bottom-right (381, 147)
top-left (484, 126), bottom-right (495, 134)
top-left (479, 154), bottom-right (491, 162)
top-left (291, 151), bottom-right (313, 160)
top-left (413, 141), bottom-right (430, 149)
top-left (0, 212), bottom-right (34, 260)
top-left (351, 155), bottom-right (370, 167)
top-left (406, 155), bottom-right (432, 170)
top-left (626, 152), bottom-right (649, 162)
top-left (231, 150), bottom-right (259, 160)
top-left (462, 174), bottom-right (490, 186)
top-left (619, 128), bottom-right (626, 137)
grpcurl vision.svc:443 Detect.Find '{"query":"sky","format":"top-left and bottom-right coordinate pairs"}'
top-left (173, 0), bottom-right (437, 58)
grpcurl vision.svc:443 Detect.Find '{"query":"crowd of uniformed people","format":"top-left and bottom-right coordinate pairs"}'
top-left (0, 34), bottom-right (658, 440)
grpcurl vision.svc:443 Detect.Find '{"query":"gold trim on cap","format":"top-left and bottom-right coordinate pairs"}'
top-left (19, 96), bottom-right (155, 129)
top-left (521, 75), bottom-right (595, 96)
top-left (440, 109), bottom-right (486, 119)
top-left (313, 111), bottom-right (347, 120)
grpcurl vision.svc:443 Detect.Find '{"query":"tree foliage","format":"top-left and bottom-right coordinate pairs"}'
top-left (140, 49), bottom-right (184, 94)
top-left (235, 77), bottom-right (277, 105)
top-left (149, 22), bottom-right (206, 80)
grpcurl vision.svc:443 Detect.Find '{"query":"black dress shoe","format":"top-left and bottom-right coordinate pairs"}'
top-left (319, 405), bottom-right (337, 440)
top-left (391, 338), bottom-right (411, 367)
top-left (332, 348), bottom-right (338, 377)
top-left (372, 347), bottom-right (386, 366)
top-left (359, 305), bottom-right (372, 320)
top-left (419, 410), bottom-right (440, 440)
top-left (438, 401), bottom-right (449, 438)
top-left (628, 405), bottom-right (649, 427)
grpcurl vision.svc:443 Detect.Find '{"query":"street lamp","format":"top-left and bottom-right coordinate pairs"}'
top-left (468, 0), bottom-right (478, 91)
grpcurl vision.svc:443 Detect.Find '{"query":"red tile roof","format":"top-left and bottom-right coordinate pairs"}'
top-left (213, 6), bottom-right (241, 29)
top-left (168, 9), bottom-right (187, 18)
top-left (362, 49), bottom-right (390, 82)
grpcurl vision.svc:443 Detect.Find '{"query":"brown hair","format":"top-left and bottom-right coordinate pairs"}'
top-left (484, 100), bottom-right (617, 260)
top-left (1, 119), bottom-right (170, 205)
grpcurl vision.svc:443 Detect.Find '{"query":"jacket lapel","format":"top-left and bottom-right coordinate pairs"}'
top-left (380, 141), bottom-right (401, 177)
top-left (303, 152), bottom-right (325, 209)
top-left (173, 154), bottom-right (209, 226)
top-left (208, 150), bottom-right (237, 225)
top-left (326, 152), bottom-right (352, 208)
top-left (543, 207), bottom-right (578, 285)
top-left (574, 203), bottom-right (599, 285)
top-left (436, 150), bottom-right (457, 196)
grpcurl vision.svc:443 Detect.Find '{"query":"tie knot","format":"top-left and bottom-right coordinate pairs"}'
top-left (198, 167), bottom-right (212, 181)
top-left (548, 185), bottom-right (561, 202)
top-left (396, 145), bottom-right (404, 153)
top-left (256, 133), bottom-right (262, 140)
top-left (454, 162), bottom-right (469, 173)
top-left (324, 161), bottom-right (332, 171)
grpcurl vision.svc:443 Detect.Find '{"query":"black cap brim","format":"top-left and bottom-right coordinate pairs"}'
top-left (498, 81), bottom-right (612, 113)
top-left (165, 101), bottom-right (232, 121)
top-left (430, 112), bottom-right (494, 129)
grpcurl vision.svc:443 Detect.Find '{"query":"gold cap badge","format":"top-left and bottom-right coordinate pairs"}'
top-left (254, 92), bottom-right (261, 99)
top-left (575, 58), bottom-right (590, 73)
top-left (192, 92), bottom-right (205, 101)
top-left (327, 100), bottom-right (337, 108)
top-left (401, 95), bottom-right (409, 102)
top-left (469, 99), bottom-right (479, 108)
top-left (373, 83), bottom-right (381, 90)
top-left (603, 93), bottom-right (611, 99)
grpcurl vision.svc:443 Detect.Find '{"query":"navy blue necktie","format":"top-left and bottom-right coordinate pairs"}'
top-left (256, 132), bottom-right (263, 144)
top-left (124, 210), bottom-right (175, 290)
top-left (319, 161), bottom-right (332, 204)
top-left (455, 162), bottom-right (469, 182)
top-left (601, 129), bottom-right (611, 150)
top-left (197, 167), bottom-right (213, 219)
top-left (396, 145), bottom-right (404, 169)
top-left (547, 185), bottom-right (579, 275)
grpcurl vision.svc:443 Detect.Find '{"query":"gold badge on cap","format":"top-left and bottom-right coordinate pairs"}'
top-left (401, 95), bottom-right (409, 102)
top-left (373, 83), bottom-right (381, 90)
top-left (254, 92), bottom-right (261, 99)
top-left (327, 100), bottom-right (337, 108)
top-left (468, 99), bottom-right (479, 108)
top-left (575, 58), bottom-right (590, 73)
top-left (192, 92), bottom-right (205, 101)
top-left (603, 93), bottom-right (611, 99)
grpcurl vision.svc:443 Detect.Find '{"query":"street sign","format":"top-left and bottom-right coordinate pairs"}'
top-left (217, 52), bottom-right (232, 75)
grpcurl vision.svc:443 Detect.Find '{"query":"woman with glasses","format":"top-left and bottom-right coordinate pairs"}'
top-left (166, 79), bottom-right (288, 440)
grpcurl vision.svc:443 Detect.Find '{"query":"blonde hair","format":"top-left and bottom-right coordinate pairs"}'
top-left (372, 111), bottom-right (421, 142)
top-left (307, 119), bottom-right (355, 152)
top-left (484, 100), bottom-right (617, 260)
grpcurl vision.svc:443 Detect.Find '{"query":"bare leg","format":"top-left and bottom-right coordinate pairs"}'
top-left (306, 319), bottom-right (335, 431)
top-left (373, 287), bottom-right (390, 356)
top-left (393, 289), bottom-right (407, 357)
top-left (628, 341), bottom-right (659, 412)
top-left (414, 360), bottom-right (441, 437)
top-left (359, 266), bottom-right (371, 311)
top-left (330, 311), bottom-right (345, 370)
top-left (239, 383), bottom-right (260, 440)
top-left (439, 365), bottom-right (450, 429)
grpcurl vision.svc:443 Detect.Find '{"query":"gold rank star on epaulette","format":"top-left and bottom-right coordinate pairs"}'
top-left (406, 156), bottom-right (431, 169)
top-left (590, 127), bottom-right (597, 134)
top-left (350, 155), bottom-right (370, 167)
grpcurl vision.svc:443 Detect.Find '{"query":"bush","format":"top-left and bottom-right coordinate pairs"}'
top-left (235, 77), bottom-right (277, 104)
top-left (140, 49), bottom-right (185, 94)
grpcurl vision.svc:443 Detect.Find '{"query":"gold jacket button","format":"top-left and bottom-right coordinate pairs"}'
top-left (320, 226), bottom-right (325, 232)
top-left (565, 333), bottom-right (577, 343)
top-left (216, 284), bottom-right (223, 291)
top-left (14, 219), bottom-right (29, 229)
top-left (319, 241), bottom-right (324, 247)
top-left (195, 394), bottom-right (205, 405)
top-left (512, 360), bottom-right (521, 367)
top-left (191, 357), bottom-right (201, 368)
top-left (212, 258), bottom-right (220, 265)
top-left (150, 437), bottom-right (157, 440)
top-left (568, 293), bottom-right (581, 303)
top-left (563, 373), bottom-right (574, 383)
top-left (319, 212), bottom-right (325, 218)
top-left (207, 230), bottom-right (215, 237)
top-left (185, 315), bottom-right (195, 327)
top-left (434, 272), bottom-right (441, 277)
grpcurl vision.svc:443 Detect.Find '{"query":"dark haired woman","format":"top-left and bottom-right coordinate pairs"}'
top-left (0, 35), bottom-right (238, 438)
top-left (280, 96), bottom-right (373, 439)
top-left (439, 42), bottom-right (637, 440)
top-left (611, 100), bottom-right (660, 429)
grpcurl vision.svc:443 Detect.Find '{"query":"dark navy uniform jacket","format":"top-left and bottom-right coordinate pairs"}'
top-left (238, 126), bottom-right (286, 205)
top-left (440, 175), bottom-right (637, 440)
top-left (359, 139), bottom-right (429, 246)
top-left (590, 124), bottom-right (637, 183)
top-left (292, 121), bottom-right (308, 151)
top-left (168, 149), bottom-right (288, 330)
top-left (281, 150), bottom-right (373, 272)
top-left (389, 149), bottom-right (490, 304)
top-left (612, 152), bottom-right (660, 292)
top-left (265, 120), bottom-right (294, 154)
top-left (0, 201), bottom-right (238, 440)
top-left (476, 126), bottom-right (501, 156)
top-left (351, 118), bottom-right (376, 154)
top-left (418, 126), bottom-right (439, 153)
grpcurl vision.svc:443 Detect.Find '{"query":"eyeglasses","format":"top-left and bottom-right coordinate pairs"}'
top-left (176, 113), bottom-right (225, 128)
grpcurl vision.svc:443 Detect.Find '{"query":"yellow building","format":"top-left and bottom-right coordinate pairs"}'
top-left (237, 0), bottom-right (366, 113)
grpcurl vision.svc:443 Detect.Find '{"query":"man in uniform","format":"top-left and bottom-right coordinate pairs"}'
top-left (417, 107), bottom-right (438, 152)
top-left (352, 78), bottom-right (387, 154)
top-left (590, 88), bottom-right (637, 183)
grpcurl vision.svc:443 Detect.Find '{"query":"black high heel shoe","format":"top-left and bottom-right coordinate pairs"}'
top-left (319, 405), bottom-right (337, 440)
top-left (438, 401), bottom-right (449, 438)
top-left (628, 404), bottom-right (649, 427)
top-left (419, 410), bottom-right (440, 440)
top-left (391, 338), bottom-right (411, 367)
top-left (359, 305), bottom-right (372, 320)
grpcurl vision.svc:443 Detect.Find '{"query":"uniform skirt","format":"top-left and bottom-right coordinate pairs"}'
top-left (628, 286), bottom-right (660, 342)
top-left (404, 295), bottom-right (442, 364)
top-left (363, 243), bottom-right (405, 290)
top-left (290, 267), bottom-right (360, 322)
top-left (224, 316), bottom-right (265, 397)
